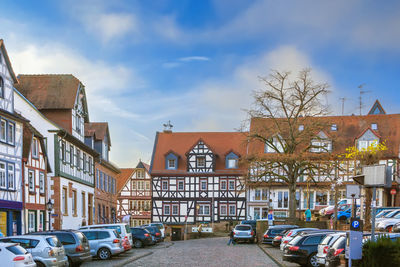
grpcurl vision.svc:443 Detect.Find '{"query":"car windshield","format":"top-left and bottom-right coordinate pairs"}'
top-left (236, 226), bottom-right (251, 231)
top-left (6, 245), bottom-right (26, 255)
top-left (46, 237), bottom-right (62, 247)
top-left (332, 236), bottom-right (346, 249)
top-left (393, 213), bottom-right (400, 219)
top-left (385, 211), bottom-right (400, 218)
top-left (320, 235), bottom-right (333, 245)
top-left (146, 227), bottom-right (156, 234)
top-left (75, 232), bottom-right (88, 244)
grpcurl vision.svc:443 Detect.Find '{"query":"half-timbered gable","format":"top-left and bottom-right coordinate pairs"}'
top-left (150, 131), bottom-right (247, 238)
top-left (0, 40), bottom-right (24, 236)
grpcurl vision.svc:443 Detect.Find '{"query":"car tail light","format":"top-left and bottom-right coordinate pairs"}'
top-left (323, 245), bottom-right (329, 254)
top-left (13, 256), bottom-right (25, 261)
top-left (287, 231), bottom-right (293, 237)
top-left (75, 245), bottom-right (84, 252)
top-left (276, 236), bottom-right (282, 240)
top-left (251, 231), bottom-right (254, 236)
top-left (289, 246), bottom-right (299, 251)
top-left (334, 248), bottom-right (344, 256)
top-left (264, 234), bottom-right (269, 238)
top-left (156, 233), bottom-right (160, 236)
top-left (113, 239), bottom-right (120, 243)
top-left (283, 240), bottom-right (289, 244)
top-left (48, 248), bottom-right (55, 256)
top-left (144, 233), bottom-right (150, 237)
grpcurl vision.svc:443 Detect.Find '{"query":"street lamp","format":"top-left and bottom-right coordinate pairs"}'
top-left (46, 199), bottom-right (53, 230)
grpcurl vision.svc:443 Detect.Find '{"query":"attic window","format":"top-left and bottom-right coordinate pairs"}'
top-left (168, 159), bottom-right (176, 169)
top-left (226, 152), bottom-right (239, 169)
top-left (299, 125), bottom-right (304, 131)
top-left (197, 156), bottom-right (206, 167)
top-left (371, 123), bottom-right (378, 130)
top-left (0, 77), bottom-right (4, 98)
top-left (331, 124), bottom-right (337, 131)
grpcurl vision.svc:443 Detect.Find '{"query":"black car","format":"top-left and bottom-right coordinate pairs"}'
top-left (29, 229), bottom-right (92, 267)
top-left (272, 229), bottom-right (291, 247)
top-left (325, 235), bottom-right (346, 267)
top-left (262, 225), bottom-right (299, 244)
top-left (130, 227), bottom-right (153, 248)
top-left (283, 231), bottom-right (335, 267)
top-left (141, 225), bottom-right (163, 243)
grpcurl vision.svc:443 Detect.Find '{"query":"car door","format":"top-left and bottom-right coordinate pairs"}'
top-left (83, 231), bottom-right (98, 255)
top-left (302, 235), bottom-right (323, 256)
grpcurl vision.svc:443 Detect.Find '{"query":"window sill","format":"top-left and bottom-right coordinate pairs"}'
top-left (29, 191), bottom-right (36, 195)
top-left (72, 213), bottom-right (78, 217)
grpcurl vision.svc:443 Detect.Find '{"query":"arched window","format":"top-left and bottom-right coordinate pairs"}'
top-left (0, 77), bottom-right (3, 98)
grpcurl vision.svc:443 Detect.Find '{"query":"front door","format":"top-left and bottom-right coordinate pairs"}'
top-left (88, 194), bottom-right (93, 225)
top-left (171, 227), bottom-right (181, 241)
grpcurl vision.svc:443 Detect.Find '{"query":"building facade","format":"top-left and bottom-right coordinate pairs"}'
top-left (0, 40), bottom-right (24, 236)
top-left (116, 162), bottom-right (151, 227)
top-left (150, 131), bottom-right (247, 240)
top-left (84, 122), bottom-right (119, 224)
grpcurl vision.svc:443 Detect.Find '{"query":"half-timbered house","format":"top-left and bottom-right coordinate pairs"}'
top-left (85, 122), bottom-right (120, 224)
top-left (0, 40), bottom-right (25, 236)
top-left (16, 74), bottom-right (98, 230)
top-left (247, 101), bottom-right (400, 220)
top-left (150, 131), bottom-right (247, 240)
top-left (116, 161), bottom-right (152, 226)
top-left (22, 123), bottom-right (51, 233)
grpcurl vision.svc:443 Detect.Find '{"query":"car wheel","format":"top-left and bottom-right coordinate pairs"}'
top-left (134, 239), bottom-right (143, 248)
top-left (67, 256), bottom-right (74, 267)
top-left (308, 253), bottom-right (319, 267)
top-left (35, 261), bottom-right (45, 267)
top-left (98, 247), bottom-right (111, 260)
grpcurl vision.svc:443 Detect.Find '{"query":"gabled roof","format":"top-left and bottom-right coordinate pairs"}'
top-left (151, 132), bottom-right (248, 174)
top-left (15, 74), bottom-right (81, 110)
top-left (136, 161), bottom-right (150, 172)
top-left (116, 168), bottom-right (135, 193)
top-left (85, 122), bottom-right (111, 146)
top-left (0, 39), bottom-right (18, 83)
top-left (368, 100), bottom-right (386, 115)
top-left (185, 138), bottom-right (215, 156)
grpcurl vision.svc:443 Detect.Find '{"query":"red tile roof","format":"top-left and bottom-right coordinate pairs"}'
top-left (15, 74), bottom-right (81, 109)
top-left (116, 168), bottom-right (135, 193)
top-left (0, 39), bottom-right (18, 83)
top-left (150, 131), bottom-right (248, 175)
top-left (85, 122), bottom-right (110, 146)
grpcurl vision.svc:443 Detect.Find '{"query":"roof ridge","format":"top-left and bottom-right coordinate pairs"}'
top-left (18, 74), bottom-right (75, 76)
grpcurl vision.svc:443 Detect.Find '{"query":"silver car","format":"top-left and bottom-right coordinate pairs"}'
top-left (0, 235), bottom-right (67, 267)
top-left (81, 229), bottom-right (124, 260)
top-left (315, 232), bottom-right (345, 266)
top-left (232, 224), bottom-right (255, 243)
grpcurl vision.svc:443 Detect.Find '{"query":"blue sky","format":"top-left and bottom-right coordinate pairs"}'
top-left (1, 0), bottom-right (400, 167)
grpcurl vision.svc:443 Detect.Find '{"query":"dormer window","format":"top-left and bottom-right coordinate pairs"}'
top-left (356, 129), bottom-right (379, 151)
top-left (168, 159), bottom-right (175, 168)
top-left (165, 152), bottom-right (178, 170)
top-left (331, 124), bottom-right (337, 131)
top-left (371, 123), bottom-right (377, 130)
top-left (32, 137), bottom-right (39, 158)
top-left (225, 152), bottom-right (239, 169)
top-left (299, 125), bottom-right (304, 131)
top-left (310, 131), bottom-right (332, 153)
top-left (197, 156), bottom-right (205, 167)
top-left (265, 136), bottom-right (284, 153)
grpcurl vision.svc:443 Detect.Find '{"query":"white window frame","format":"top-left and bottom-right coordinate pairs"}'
top-left (163, 205), bottom-right (170, 215)
top-left (172, 204), bottom-right (179, 215)
top-left (7, 164), bottom-right (14, 190)
top-left (162, 180), bottom-right (168, 190)
top-left (0, 119), bottom-right (6, 142)
top-left (137, 170), bottom-right (144, 178)
top-left (39, 172), bottom-right (45, 194)
top-left (0, 162), bottom-right (6, 189)
top-left (229, 205), bottom-right (236, 216)
top-left (220, 204), bottom-right (227, 215)
top-left (32, 138), bottom-right (38, 158)
top-left (198, 204), bottom-right (210, 216)
top-left (200, 179), bottom-right (207, 191)
top-left (265, 137), bottom-right (284, 153)
top-left (197, 156), bottom-right (206, 167)
top-left (227, 158), bottom-right (237, 169)
top-left (220, 180), bottom-right (227, 190)
top-left (28, 170), bottom-right (35, 192)
top-left (168, 159), bottom-right (176, 169)
top-left (7, 122), bottom-right (14, 145)
top-left (228, 180), bottom-right (235, 190)
top-left (177, 180), bottom-right (184, 191)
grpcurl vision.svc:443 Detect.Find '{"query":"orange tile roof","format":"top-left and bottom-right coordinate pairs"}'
top-left (116, 168), bottom-right (135, 193)
top-left (150, 131), bottom-right (248, 174)
top-left (249, 114), bottom-right (400, 158)
top-left (16, 74), bottom-right (81, 109)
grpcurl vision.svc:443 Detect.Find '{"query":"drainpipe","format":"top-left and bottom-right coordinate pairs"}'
top-left (22, 158), bottom-right (27, 235)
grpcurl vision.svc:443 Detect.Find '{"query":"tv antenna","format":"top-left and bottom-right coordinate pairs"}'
top-left (339, 97), bottom-right (347, 115)
top-left (358, 84), bottom-right (370, 115)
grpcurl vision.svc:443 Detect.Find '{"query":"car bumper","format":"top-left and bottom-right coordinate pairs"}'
top-left (282, 253), bottom-right (307, 265)
top-left (272, 240), bottom-right (281, 246)
top-left (110, 246), bottom-right (125, 255)
top-left (42, 256), bottom-right (68, 267)
top-left (316, 255), bottom-right (325, 265)
top-left (234, 236), bottom-right (254, 241)
top-left (262, 238), bottom-right (274, 244)
top-left (70, 252), bottom-right (92, 264)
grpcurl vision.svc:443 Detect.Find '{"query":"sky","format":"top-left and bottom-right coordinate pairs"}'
top-left (1, 0), bottom-right (400, 167)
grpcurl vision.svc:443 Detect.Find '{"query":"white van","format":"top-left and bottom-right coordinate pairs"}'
top-left (79, 223), bottom-right (132, 246)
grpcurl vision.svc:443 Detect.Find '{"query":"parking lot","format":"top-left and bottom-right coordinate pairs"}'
top-left (84, 237), bottom-right (278, 267)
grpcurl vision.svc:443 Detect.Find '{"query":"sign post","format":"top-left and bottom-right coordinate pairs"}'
top-left (346, 218), bottom-right (363, 267)
top-left (267, 212), bottom-right (274, 226)
top-left (391, 189), bottom-right (396, 207)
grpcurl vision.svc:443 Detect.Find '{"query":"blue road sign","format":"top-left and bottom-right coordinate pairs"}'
top-left (268, 214), bottom-right (273, 220)
top-left (351, 220), bottom-right (359, 229)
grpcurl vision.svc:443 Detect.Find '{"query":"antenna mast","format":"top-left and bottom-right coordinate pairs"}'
top-left (358, 84), bottom-right (370, 115)
top-left (339, 97), bottom-right (346, 115)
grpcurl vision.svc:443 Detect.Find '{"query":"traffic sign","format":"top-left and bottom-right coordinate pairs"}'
top-left (391, 189), bottom-right (397, 195)
top-left (350, 218), bottom-right (363, 231)
top-left (267, 214), bottom-right (273, 221)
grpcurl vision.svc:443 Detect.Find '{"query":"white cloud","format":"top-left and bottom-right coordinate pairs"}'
top-left (179, 56), bottom-right (210, 62)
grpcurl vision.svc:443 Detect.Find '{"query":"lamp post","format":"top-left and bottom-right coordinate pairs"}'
top-left (46, 199), bottom-right (53, 231)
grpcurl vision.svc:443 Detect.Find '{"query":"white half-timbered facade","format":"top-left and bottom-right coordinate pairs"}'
top-left (150, 132), bottom-right (247, 239)
top-left (117, 161), bottom-right (151, 226)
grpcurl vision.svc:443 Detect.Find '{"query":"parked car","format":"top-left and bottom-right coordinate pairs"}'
top-left (233, 224), bottom-right (255, 243)
top-left (375, 209), bottom-right (400, 223)
top-left (315, 232), bottom-right (345, 266)
top-left (79, 223), bottom-right (132, 246)
top-left (0, 235), bottom-right (67, 267)
top-left (320, 204), bottom-right (351, 217)
top-left (80, 229), bottom-right (124, 260)
top-left (272, 229), bottom-right (291, 247)
top-left (375, 209), bottom-right (394, 219)
top-left (325, 235), bottom-right (346, 267)
top-left (283, 231), bottom-right (336, 267)
top-left (376, 212), bottom-right (400, 232)
top-left (263, 225), bottom-right (299, 245)
top-left (30, 230), bottom-right (91, 267)
top-left (241, 220), bottom-right (257, 234)
top-left (334, 206), bottom-right (359, 221)
top-left (140, 225), bottom-right (163, 243)
top-left (280, 228), bottom-right (320, 251)
top-left (392, 221), bottom-right (400, 233)
top-left (147, 223), bottom-right (165, 238)
top-left (130, 227), bottom-right (154, 248)
top-left (0, 242), bottom-right (36, 267)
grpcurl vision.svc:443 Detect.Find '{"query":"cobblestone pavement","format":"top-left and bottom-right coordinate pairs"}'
top-left (128, 237), bottom-right (279, 267)
top-left (259, 244), bottom-right (300, 267)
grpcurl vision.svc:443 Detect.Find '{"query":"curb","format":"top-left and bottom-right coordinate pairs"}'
top-left (113, 251), bottom-right (153, 267)
top-left (257, 244), bottom-right (285, 267)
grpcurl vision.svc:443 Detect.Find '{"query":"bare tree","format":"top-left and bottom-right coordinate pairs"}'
top-left (245, 69), bottom-right (331, 220)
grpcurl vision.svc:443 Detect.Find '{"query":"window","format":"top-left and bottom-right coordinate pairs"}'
top-left (255, 189), bottom-right (261, 200)
top-left (72, 190), bottom-right (77, 216)
top-left (0, 77), bottom-right (3, 98)
top-left (172, 204), bottom-right (179, 215)
top-left (28, 211), bottom-right (36, 232)
top-left (61, 141), bottom-right (65, 162)
top-left (299, 125), bottom-right (304, 131)
top-left (7, 122), bottom-right (14, 145)
top-left (70, 145), bottom-right (74, 166)
top-left (198, 204), bottom-right (210, 216)
top-left (177, 180), bottom-right (184, 191)
top-left (197, 156), bottom-right (206, 167)
top-left (220, 180), bottom-right (227, 190)
top-left (76, 149), bottom-right (80, 169)
top-left (220, 204), bottom-right (227, 215)
top-left (278, 191), bottom-right (289, 208)
top-left (357, 140), bottom-right (378, 150)
top-left (7, 164), bottom-right (14, 190)
top-left (229, 205), bottom-right (236, 216)
top-left (163, 205), bottom-right (170, 215)
top-left (62, 187), bottom-right (68, 215)
top-left (227, 158), bottom-right (237, 169)
top-left (162, 180), bottom-right (168, 190)
top-left (254, 207), bottom-right (260, 219)
top-left (39, 172), bottom-right (44, 194)
top-left (132, 181), bottom-right (136, 190)
top-left (79, 151), bottom-right (83, 170)
top-left (145, 181), bottom-right (150, 190)
top-left (228, 180), bottom-right (235, 190)
top-left (0, 120), bottom-right (6, 142)
top-left (137, 170), bottom-right (144, 178)
top-left (0, 162), bottom-right (5, 188)
top-left (316, 191), bottom-right (328, 206)
top-left (371, 123), bottom-right (378, 130)
top-left (32, 138), bottom-right (38, 158)
top-left (265, 137), bottom-right (284, 153)
top-left (331, 124), bottom-right (337, 131)
top-left (82, 192), bottom-right (86, 217)
top-left (262, 189), bottom-right (268, 200)
top-left (200, 179), bottom-right (207, 191)
top-left (84, 231), bottom-right (97, 241)
top-left (65, 144), bottom-right (70, 164)
top-left (83, 153), bottom-right (87, 171)
top-left (168, 159), bottom-right (176, 169)
top-left (28, 170), bottom-right (34, 192)
top-left (104, 175), bottom-right (108, 192)
top-left (89, 157), bottom-right (92, 174)
top-left (303, 236), bottom-right (322, 245)
top-left (310, 140), bottom-right (332, 153)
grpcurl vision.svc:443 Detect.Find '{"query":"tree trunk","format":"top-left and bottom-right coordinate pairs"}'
top-left (288, 182), bottom-right (297, 222)
top-left (364, 188), bottom-right (372, 230)
top-left (334, 185), bottom-right (338, 230)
